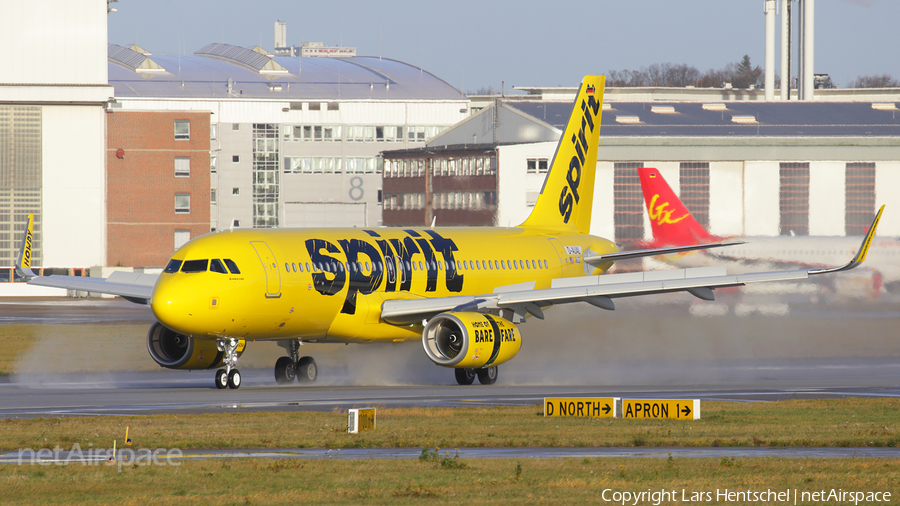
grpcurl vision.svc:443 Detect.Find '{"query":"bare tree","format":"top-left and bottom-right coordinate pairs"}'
top-left (607, 57), bottom-right (762, 89)
top-left (848, 74), bottom-right (900, 88)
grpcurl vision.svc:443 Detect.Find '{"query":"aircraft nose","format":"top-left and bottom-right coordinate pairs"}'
top-left (151, 275), bottom-right (199, 334)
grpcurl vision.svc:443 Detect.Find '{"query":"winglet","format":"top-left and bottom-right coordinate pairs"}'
top-left (15, 214), bottom-right (37, 280)
top-left (809, 204), bottom-right (884, 275)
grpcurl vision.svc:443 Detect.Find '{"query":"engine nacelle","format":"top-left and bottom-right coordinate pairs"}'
top-left (146, 321), bottom-right (244, 370)
top-left (422, 312), bottom-right (521, 369)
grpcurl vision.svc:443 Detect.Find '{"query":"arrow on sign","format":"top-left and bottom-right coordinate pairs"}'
top-left (603, 404), bottom-right (611, 415)
top-left (682, 405), bottom-right (691, 417)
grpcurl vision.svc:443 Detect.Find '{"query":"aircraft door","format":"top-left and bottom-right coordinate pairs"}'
top-left (546, 238), bottom-right (568, 272)
top-left (251, 241), bottom-right (282, 298)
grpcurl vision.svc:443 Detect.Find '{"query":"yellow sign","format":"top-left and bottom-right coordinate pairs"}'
top-left (544, 398), bottom-right (617, 418)
top-left (348, 408), bottom-right (376, 433)
top-left (622, 399), bottom-right (699, 420)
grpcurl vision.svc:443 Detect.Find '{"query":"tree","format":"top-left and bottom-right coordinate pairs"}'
top-left (848, 74), bottom-right (900, 88)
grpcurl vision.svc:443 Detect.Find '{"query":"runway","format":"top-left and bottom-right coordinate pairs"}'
top-left (0, 296), bottom-right (899, 418)
top-left (2, 369), bottom-right (900, 418)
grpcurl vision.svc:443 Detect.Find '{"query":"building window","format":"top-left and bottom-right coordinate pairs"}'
top-left (845, 162), bottom-right (876, 235)
top-left (175, 157), bottom-right (190, 177)
top-left (308, 102), bottom-right (321, 111)
top-left (174, 230), bottom-right (190, 250)
top-left (679, 162), bottom-right (710, 228)
top-left (233, 155), bottom-right (240, 163)
top-left (614, 162), bottom-right (645, 243)
top-left (346, 157), bottom-right (378, 174)
top-left (407, 126), bottom-right (426, 141)
top-left (210, 124), bottom-right (217, 140)
top-left (285, 157), bottom-right (342, 174)
top-left (232, 123), bottom-right (240, 131)
top-left (327, 102), bottom-right (339, 111)
top-left (526, 158), bottom-right (548, 174)
top-left (210, 155), bottom-right (217, 173)
top-left (233, 219), bottom-right (240, 227)
top-left (174, 120), bottom-right (190, 140)
top-left (175, 193), bottom-right (191, 214)
top-left (779, 162), bottom-right (810, 236)
top-left (211, 188), bottom-right (217, 204)
top-left (233, 187), bottom-right (240, 195)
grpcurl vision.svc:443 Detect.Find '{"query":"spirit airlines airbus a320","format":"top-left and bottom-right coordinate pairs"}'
top-left (16, 76), bottom-right (883, 389)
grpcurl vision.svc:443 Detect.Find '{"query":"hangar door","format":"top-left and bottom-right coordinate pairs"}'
top-left (284, 202), bottom-right (367, 228)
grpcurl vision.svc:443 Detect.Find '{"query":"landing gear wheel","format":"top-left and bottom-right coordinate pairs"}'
top-left (296, 356), bottom-right (317, 383)
top-left (215, 369), bottom-right (228, 389)
top-left (274, 356), bottom-right (296, 385)
top-left (227, 369), bottom-right (242, 389)
top-left (477, 366), bottom-right (498, 385)
top-left (455, 368), bottom-right (476, 385)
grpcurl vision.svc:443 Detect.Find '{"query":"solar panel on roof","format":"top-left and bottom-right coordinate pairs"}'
top-left (108, 44), bottom-right (148, 70)
top-left (195, 43), bottom-right (287, 74)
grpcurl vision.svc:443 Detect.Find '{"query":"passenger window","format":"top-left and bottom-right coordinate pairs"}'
top-left (210, 259), bottom-right (228, 274)
top-left (181, 259), bottom-right (209, 273)
top-left (306, 262), bottom-right (311, 272)
top-left (285, 263), bottom-right (290, 272)
top-left (224, 259), bottom-right (241, 274)
top-left (164, 259), bottom-right (183, 273)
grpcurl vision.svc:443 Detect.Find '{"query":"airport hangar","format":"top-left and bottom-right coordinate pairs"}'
top-left (382, 90), bottom-right (900, 252)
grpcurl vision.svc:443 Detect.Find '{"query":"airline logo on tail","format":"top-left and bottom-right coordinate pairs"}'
top-left (637, 167), bottom-right (713, 245)
top-left (648, 194), bottom-right (690, 226)
top-left (558, 91), bottom-right (602, 223)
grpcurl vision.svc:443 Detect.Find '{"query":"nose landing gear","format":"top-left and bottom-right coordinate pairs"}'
top-left (215, 338), bottom-right (242, 389)
top-left (275, 340), bottom-right (318, 385)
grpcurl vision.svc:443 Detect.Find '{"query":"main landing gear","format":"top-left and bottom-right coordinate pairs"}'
top-left (274, 340), bottom-right (318, 385)
top-left (455, 366), bottom-right (498, 386)
top-left (215, 338), bottom-right (242, 390)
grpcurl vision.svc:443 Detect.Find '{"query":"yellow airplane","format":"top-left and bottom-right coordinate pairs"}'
top-left (16, 75), bottom-right (883, 389)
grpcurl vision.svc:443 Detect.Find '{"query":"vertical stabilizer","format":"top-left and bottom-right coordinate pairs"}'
top-left (520, 75), bottom-right (605, 234)
top-left (637, 168), bottom-right (713, 245)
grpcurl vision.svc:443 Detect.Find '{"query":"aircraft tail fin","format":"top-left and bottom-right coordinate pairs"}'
top-left (637, 167), bottom-right (713, 245)
top-left (520, 75), bottom-right (605, 234)
top-left (15, 213), bottom-right (37, 279)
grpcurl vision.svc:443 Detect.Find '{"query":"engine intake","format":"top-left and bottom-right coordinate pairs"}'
top-left (422, 312), bottom-right (521, 369)
top-left (147, 321), bottom-right (243, 370)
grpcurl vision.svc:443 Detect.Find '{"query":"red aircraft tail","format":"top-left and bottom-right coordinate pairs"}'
top-left (637, 167), bottom-right (713, 246)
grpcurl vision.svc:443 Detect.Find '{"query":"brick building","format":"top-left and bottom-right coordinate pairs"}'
top-left (106, 110), bottom-right (211, 266)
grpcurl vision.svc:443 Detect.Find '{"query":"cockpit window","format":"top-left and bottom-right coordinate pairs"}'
top-left (223, 259), bottom-right (240, 274)
top-left (181, 259), bottom-right (209, 273)
top-left (210, 259), bottom-right (228, 274)
top-left (164, 259), bottom-right (183, 273)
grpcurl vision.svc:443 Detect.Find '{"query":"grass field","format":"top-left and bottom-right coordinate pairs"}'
top-left (2, 456), bottom-right (898, 505)
top-left (2, 399), bottom-right (898, 452)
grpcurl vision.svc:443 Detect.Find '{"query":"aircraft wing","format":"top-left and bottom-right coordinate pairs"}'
top-left (25, 271), bottom-right (156, 304)
top-left (14, 213), bottom-right (156, 304)
top-left (381, 205), bottom-right (883, 325)
top-left (583, 240), bottom-right (745, 265)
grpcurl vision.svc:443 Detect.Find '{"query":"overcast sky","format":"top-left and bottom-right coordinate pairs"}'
top-left (108, 0), bottom-right (898, 92)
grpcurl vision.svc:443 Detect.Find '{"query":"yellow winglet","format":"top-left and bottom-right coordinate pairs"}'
top-left (15, 213), bottom-right (37, 279)
top-left (809, 204), bottom-right (884, 275)
top-left (853, 204), bottom-right (884, 264)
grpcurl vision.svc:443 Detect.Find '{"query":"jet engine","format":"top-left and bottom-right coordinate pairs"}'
top-left (146, 321), bottom-right (244, 370)
top-left (422, 312), bottom-right (521, 369)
